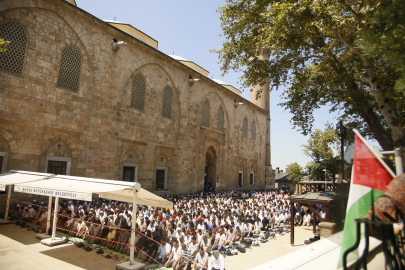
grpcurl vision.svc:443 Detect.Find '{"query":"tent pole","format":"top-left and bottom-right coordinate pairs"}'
top-left (4, 185), bottom-right (11, 221)
top-left (46, 196), bottom-right (52, 234)
top-left (51, 197), bottom-right (59, 240)
top-left (129, 188), bottom-right (138, 265)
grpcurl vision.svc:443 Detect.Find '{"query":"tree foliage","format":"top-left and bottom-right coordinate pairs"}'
top-left (286, 162), bottom-right (303, 182)
top-left (355, 1), bottom-right (405, 94)
top-left (214, 0), bottom-right (405, 151)
top-left (302, 122), bottom-right (341, 182)
top-left (0, 38), bottom-right (9, 53)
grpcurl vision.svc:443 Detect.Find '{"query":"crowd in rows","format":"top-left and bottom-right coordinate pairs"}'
top-left (11, 188), bottom-right (325, 269)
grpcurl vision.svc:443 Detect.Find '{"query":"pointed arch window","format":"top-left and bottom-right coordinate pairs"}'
top-left (0, 21), bottom-right (27, 76)
top-left (162, 86), bottom-right (173, 119)
top-left (131, 74), bottom-right (146, 111)
top-left (217, 107), bottom-right (224, 132)
top-left (57, 46), bottom-right (82, 92)
top-left (243, 118), bottom-right (248, 138)
top-left (251, 122), bottom-right (256, 141)
top-left (202, 101), bottom-right (210, 128)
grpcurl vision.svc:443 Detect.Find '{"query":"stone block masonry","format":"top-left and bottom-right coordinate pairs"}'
top-left (0, 0), bottom-right (274, 194)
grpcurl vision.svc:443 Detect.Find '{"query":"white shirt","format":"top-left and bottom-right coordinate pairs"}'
top-left (40, 211), bottom-right (48, 220)
top-left (242, 223), bottom-right (252, 233)
top-left (208, 254), bottom-right (225, 270)
top-left (194, 252), bottom-right (208, 267)
top-left (67, 204), bottom-right (74, 215)
top-left (157, 243), bottom-right (171, 259)
top-left (172, 246), bottom-right (181, 261)
top-left (27, 208), bottom-right (36, 218)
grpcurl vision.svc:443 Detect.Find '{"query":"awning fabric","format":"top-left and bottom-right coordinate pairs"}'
top-left (13, 175), bottom-right (173, 209)
top-left (0, 170), bottom-right (54, 191)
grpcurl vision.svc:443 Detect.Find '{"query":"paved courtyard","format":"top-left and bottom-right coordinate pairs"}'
top-left (0, 223), bottom-right (315, 270)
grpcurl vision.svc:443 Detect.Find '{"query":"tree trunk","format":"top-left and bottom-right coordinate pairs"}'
top-left (334, 33), bottom-right (405, 149)
top-left (364, 66), bottom-right (405, 148)
top-left (361, 108), bottom-right (394, 150)
top-left (314, 29), bottom-right (397, 151)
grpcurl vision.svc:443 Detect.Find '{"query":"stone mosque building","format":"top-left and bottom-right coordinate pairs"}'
top-left (0, 0), bottom-right (274, 193)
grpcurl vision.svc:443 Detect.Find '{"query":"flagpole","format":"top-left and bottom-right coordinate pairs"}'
top-left (370, 189), bottom-right (375, 222)
top-left (393, 148), bottom-right (403, 176)
top-left (380, 148), bottom-right (403, 176)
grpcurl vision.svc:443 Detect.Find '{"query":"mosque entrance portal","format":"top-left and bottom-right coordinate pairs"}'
top-left (204, 146), bottom-right (217, 192)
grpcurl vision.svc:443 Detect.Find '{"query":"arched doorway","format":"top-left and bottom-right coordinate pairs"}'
top-left (205, 146), bottom-right (217, 192)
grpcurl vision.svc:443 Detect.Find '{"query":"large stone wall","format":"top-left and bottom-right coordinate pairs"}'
top-left (0, 0), bottom-right (269, 194)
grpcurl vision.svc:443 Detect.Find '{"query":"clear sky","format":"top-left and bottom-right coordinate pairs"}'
top-left (75, 0), bottom-right (342, 171)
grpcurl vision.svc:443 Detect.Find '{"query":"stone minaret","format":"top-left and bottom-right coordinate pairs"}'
top-left (249, 47), bottom-right (274, 188)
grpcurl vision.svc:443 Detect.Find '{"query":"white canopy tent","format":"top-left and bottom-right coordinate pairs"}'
top-left (12, 174), bottom-right (173, 268)
top-left (14, 175), bottom-right (173, 208)
top-left (0, 170), bottom-right (54, 224)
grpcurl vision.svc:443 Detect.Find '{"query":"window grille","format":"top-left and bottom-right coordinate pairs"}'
top-left (202, 101), bottom-right (210, 128)
top-left (251, 122), bottom-right (256, 141)
top-left (243, 118), bottom-right (247, 138)
top-left (131, 74), bottom-right (146, 111)
top-left (0, 21), bottom-right (27, 76)
top-left (217, 107), bottom-right (224, 132)
top-left (162, 86), bottom-right (173, 119)
top-left (123, 166), bottom-right (135, 182)
top-left (47, 160), bottom-right (67, 175)
top-left (57, 46), bottom-right (82, 92)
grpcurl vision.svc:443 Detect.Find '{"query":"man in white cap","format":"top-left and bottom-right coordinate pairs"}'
top-left (67, 201), bottom-right (74, 216)
top-left (23, 205), bottom-right (36, 221)
top-left (294, 212), bottom-right (301, 226)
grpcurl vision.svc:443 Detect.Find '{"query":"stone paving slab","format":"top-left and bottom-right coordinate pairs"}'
top-left (0, 223), bottom-right (316, 270)
top-left (225, 226), bottom-right (315, 270)
top-left (0, 224), bottom-right (122, 270)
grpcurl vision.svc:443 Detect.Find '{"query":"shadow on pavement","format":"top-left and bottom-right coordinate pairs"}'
top-left (0, 223), bottom-right (40, 245)
top-left (40, 244), bottom-right (122, 270)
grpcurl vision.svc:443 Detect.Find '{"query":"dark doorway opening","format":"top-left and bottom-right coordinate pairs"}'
top-left (239, 172), bottom-right (243, 187)
top-left (205, 146), bottom-right (217, 192)
top-left (156, 169), bottom-right (165, 190)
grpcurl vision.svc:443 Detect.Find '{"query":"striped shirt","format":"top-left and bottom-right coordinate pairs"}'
top-left (180, 248), bottom-right (191, 263)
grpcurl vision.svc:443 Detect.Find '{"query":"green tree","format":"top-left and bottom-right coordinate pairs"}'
top-left (286, 162), bottom-right (303, 182)
top-left (0, 38), bottom-right (9, 53)
top-left (356, 1), bottom-right (405, 93)
top-left (213, 0), bottom-right (405, 151)
top-left (302, 122), bottom-right (341, 183)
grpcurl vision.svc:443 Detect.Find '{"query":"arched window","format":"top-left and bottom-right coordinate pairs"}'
top-left (57, 46), bottom-right (82, 92)
top-left (0, 21), bottom-right (27, 76)
top-left (217, 107), bottom-right (224, 132)
top-left (243, 118), bottom-right (248, 138)
top-left (162, 86), bottom-right (173, 119)
top-left (202, 101), bottom-right (210, 128)
top-left (251, 122), bottom-right (256, 141)
top-left (131, 73), bottom-right (146, 111)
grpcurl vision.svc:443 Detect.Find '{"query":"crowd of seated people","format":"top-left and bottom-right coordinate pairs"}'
top-left (9, 188), bottom-right (326, 268)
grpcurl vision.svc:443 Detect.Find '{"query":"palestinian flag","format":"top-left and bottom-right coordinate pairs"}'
top-left (338, 129), bottom-right (395, 268)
